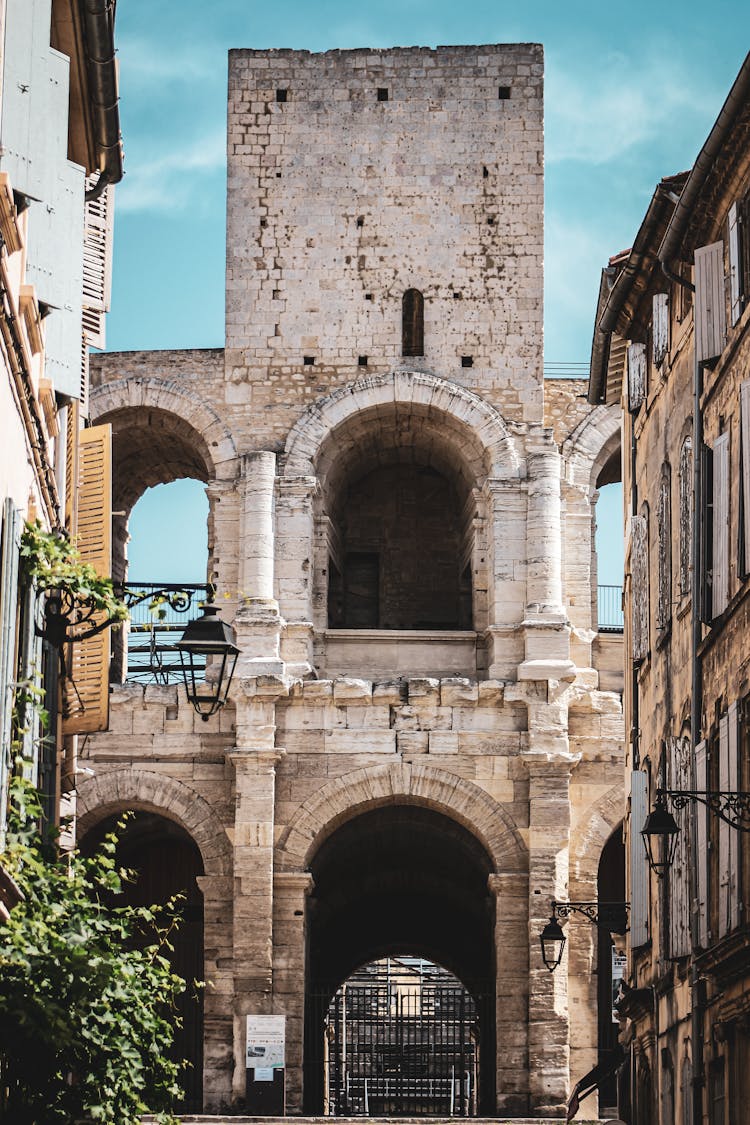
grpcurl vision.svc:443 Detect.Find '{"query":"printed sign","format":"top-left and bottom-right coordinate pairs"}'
top-left (611, 949), bottom-right (627, 1023)
top-left (246, 1015), bottom-right (286, 1070)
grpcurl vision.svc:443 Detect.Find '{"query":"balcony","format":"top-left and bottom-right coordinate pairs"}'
top-left (597, 585), bottom-right (624, 633)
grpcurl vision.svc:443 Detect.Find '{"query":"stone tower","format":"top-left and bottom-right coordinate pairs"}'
top-left (82, 45), bottom-right (624, 1118)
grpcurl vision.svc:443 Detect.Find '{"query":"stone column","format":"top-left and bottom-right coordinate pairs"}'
top-left (525, 752), bottom-right (576, 1116)
top-left (489, 872), bottom-right (529, 1116)
top-left (520, 434), bottom-right (575, 682)
top-left (273, 871), bottom-right (314, 1113)
top-left (276, 475), bottom-right (318, 676)
top-left (234, 452), bottom-right (283, 676)
top-left (483, 478), bottom-right (527, 680)
top-left (229, 741), bottom-right (284, 1103)
top-left (196, 873), bottom-right (235, 1112)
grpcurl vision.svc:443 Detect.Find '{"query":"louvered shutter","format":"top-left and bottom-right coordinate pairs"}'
top-left (62, 424), bottom-right (112, 735)
top-left (17, 581), bottom-right (43, 782)
top-left (679, 438), bottom-right (693, 596)
top-left (668, 736), bottom-right (691, 957)
top-left (694, 242), bottom-right (726, 363)
top-left (728, 702), bottom-right (740, 930)
top-left (719, 712), bottom-right (731, 937)
top-left (81, 180), bottom-right (113, 350)
top-left (630, 770), bottom-right (649, 948)
top-left (0, 499), bottom-right (22, 841)
top-left (729, 203), bottom-right (743, 326)
top-left (741, 382), bottom-right (750, 575)
top-left (696, 741), bottom-right (709, 948)
top-left (64, 400), bottom-right (79, 534)
top-left (627, 342), bottom-right (647, 411)
top-left (631, 513), bottom-right (650, 661)
top-left (653, 293), bottom-right (669, 367)
top-left (712, 433), bottom-right (729, 618)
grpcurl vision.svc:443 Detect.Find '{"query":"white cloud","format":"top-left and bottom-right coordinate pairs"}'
top-left (546, 47), bottom-right (721, 165)
top-left (116, 130), bottom-right (226, 215)
top-left (116, 35), bottom-right (221, 91)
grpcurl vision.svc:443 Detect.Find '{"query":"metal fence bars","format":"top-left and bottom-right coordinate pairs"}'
top-left (315, 958), bottom-right (480, 1117)
top-left (121, 583), bottom-right (213, 684)
top-left (597, 585), bottom-right (624, 632)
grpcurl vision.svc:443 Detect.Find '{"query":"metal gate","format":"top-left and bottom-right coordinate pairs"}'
top-left (314, 958), bottom-right (480, 1117)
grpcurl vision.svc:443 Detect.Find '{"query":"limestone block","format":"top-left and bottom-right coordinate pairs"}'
top-left (397, 730), bottom-right (429, 756)
top-left (428, 731), bottom-right (459, 754)
top-left (407, 677), bottom-right (440, 702)
top-left (478, 679), bottom-right (506, 705)
top-left (439, 677), bottom-right (479, 705)
top-left (323, 730), bottom-right (396, 754)
top-left (372, 679), bottom-right (406, 704)
top-left (332, 676), bottom-right (372, 703)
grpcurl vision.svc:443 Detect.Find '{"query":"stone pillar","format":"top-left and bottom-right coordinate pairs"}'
top-left (229, 741), bottom-right (284, 1103)
top-left (196, 873), bottom-right (235, 1112)
top-left (525, 752), bottom-right (576, 1116)
top-left (276, 475), bottom-right (318, 676)
top-left (483, 478), bottom-right (526, 680)
top-left (234, 452), bottom-right (283, 676)
top-left (520, 434), bottom-right (575, 682)
top-left (273, 871), bottom-right (314, 1113)
top-left (489, 872), bottom-right (529, 1116)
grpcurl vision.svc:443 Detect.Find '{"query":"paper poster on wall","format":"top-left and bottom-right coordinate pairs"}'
top-left (246, 1014), bottom-right (286, 1070)
top-left (611, 948), bottom-right (627, 1023)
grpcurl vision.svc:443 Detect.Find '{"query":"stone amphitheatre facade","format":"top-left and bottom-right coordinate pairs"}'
top-left (79, 44), bottom-right (624, 1118)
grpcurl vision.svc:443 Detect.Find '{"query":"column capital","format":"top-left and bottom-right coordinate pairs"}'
top-left (274, 870), bottom-right (315, 896)
top-left (521, 749), bottom-right (581, 778)
top-left (487, 872), bottom-right (526, 897)
top-left (228, 747), bottom-right (285, 771)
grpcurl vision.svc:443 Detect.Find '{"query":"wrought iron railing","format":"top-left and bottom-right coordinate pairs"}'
top-left (597, 585), bottom-right (624, 633)
top-left (120, 583), bottom-right (213, 684)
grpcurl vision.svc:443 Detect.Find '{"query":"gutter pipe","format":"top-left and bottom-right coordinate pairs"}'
top-left (81, 0), bottom-right (123, 201)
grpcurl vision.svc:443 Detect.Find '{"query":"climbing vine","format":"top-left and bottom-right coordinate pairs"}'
top-left (19, 522), bottom-right (128, 628)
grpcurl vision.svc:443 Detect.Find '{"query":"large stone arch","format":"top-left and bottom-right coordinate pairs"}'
top-left (562, 403), bottom-right (621, 493)
top-left (276, 760), bottom-right (527, 874)
top-left (76, 768), bottom-right (232, 878)
top-left (282, 370), bottom-right (521, 483)
top-left (569, 782), bottom-right (625, 896)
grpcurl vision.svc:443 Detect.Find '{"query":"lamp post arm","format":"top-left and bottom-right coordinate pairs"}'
top-left (659, 788), bottom-right (750, 831)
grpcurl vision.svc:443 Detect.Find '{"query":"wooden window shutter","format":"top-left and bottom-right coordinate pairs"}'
top-left (700, 442), bottom-right (714, 624)
top-left (727, 701), bottom-right (740, 931)
top-left (62, 423), bottom-right (112, 736)
top-left (630, 769), bottom-right (649, 948)
top-left (679, 437), bottom-right (692, 596)
top-left (694, 241), bottom-right (726, 363)
top-left (627, 342), bottom-right (647, 411)
top-left (64, 400), bottom-right (80, 534)
top-left (668, 736), bottom-right (691, 957)
top-left (81, 179), bottom-right (113, 351)
top-left (712, 432), bottom-right (729, 618)
top-left (653, 293), bottom-right (669, 367)
top-left (631, 512), bottom-right (650, 661)
top-left (0, 498), bottom-right (22, 840)
top-left (696, 740), bottom-right (709, 947)
top-left (741, 381), bottom-right (750, 575)
top-left (657, 465), bottom-right (672, 632)
top-left (729, 202), bottom-right (743, 326)
top-left (718, 712), bottom-right (731, 937)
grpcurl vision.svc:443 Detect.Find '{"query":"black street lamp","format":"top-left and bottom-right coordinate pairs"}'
top-left (540, 899), bottom-right (630, 972)
top-left (641, 793), bottom-right (680, 878)
top-left (540, 910), bottom-right (566, 972)
top-left (176, 605), bottom-right (239, 721)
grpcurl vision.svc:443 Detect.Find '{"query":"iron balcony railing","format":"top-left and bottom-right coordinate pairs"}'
top-left (597, 584), bottom-right (624, 633)
top-left (121, 582), bottom-right (214, 684)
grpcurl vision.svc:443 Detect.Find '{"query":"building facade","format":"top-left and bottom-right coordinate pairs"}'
top-left (80, 46), bottom-right (624, 1116)
top-left (0, 0), bottom-right (120, 914)
top-left (589, 52), bottom-right (750, 1125)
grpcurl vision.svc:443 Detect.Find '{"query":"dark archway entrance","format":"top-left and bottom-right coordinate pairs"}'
top-left (304, 805), bottom-right (495, 1115)
top-left (80, 811), bottom-right (205, 1112)
top-left (597, 824), bottom-right (625, 1111)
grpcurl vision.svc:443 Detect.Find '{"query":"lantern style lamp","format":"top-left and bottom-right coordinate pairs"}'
top-left (540, 910), bottom-right (566, 972)
top-left (176, 605), bottom-right (239, 721)
top-left (641, 794), bottom-right (680, 878)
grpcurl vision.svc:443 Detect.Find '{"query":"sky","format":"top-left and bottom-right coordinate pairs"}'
top-left (119, 1), bottom-right (750, 585)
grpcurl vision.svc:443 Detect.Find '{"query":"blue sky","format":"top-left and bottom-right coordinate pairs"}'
top-left (119, 1), bottom-right (750, 584)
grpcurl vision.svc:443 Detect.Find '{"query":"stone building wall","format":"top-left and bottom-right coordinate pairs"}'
top-left (82, 45), bottom-right (624, 1119)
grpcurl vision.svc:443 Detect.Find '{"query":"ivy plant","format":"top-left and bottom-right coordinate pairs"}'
top-left (19, 522), bottom-right (128, 629)
top-left (0, 777), bottom-right (185, 1124)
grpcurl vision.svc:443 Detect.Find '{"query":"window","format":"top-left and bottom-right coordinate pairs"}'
top-left (695, 242), bottom-right (726, 363)
top-left (740, 381), bottom-right (750, 577)
top-left (728, 193), bottom-right (750, 326)
top-left (627, 342), bottom-right (647, 411)
top-left (657, 465), bottom-right (672, 633)
top-left (653, 293), bottom-right (669, 367)
top-left (711, 433), bottom-right (729, 618)
top-left (402, 289), bottom-right (424, 356)
top-left (631, 507), bottom-right (650, 661)
top-left (679, 437), bottom-right (692, 596)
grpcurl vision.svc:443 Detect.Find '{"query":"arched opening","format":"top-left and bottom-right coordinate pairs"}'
top-left (402, 289), bottom-right (424, 357)
top-left (594, 444), bottom-right (624, 632)
top-left (98, 406), bottom-right (213, 683)
top-left (304, 804), bottom-right (495, 1115)
top-left (319, 405), bottom-right (483, 636)
top-left (322, 956), bottom-right (478, 1116)
top-left (80, 811), bottom-right (205, 1113)
top-left (597, 823), bottom-right (625, 1112)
